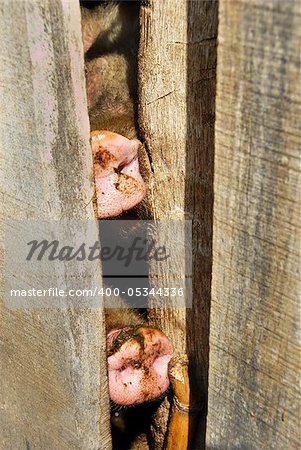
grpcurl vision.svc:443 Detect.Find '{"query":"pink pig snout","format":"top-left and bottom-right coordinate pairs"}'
top-left (91, 130), bottom-right (146, 218)
top-left (107, 326), bottom-right (173, 406)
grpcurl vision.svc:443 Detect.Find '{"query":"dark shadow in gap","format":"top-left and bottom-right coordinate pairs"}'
top-left (185, 1), bottom-right (218, 448)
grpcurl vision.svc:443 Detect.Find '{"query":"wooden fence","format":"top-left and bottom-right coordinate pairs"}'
top-left (0, 1), bottom-right (299, 449)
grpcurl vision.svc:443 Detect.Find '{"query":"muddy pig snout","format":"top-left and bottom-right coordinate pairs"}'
top-left (91, 130), bottom-right (146, 218)
top-left (107, 326), bottom-right (173, 406)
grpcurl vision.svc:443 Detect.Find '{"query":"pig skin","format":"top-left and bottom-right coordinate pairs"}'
top-left (107, 326), bottom-right (173, 406)
top-left (91, 130), bottom-right (146, 218)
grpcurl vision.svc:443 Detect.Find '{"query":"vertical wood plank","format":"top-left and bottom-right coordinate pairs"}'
top-left (139, 1), bottom-right (217, 447)
top-left (207, 0), bottom-right (300, 448)
top-left (0, 1), bottom-right (111, 448)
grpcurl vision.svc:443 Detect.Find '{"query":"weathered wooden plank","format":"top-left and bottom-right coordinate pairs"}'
top-left (0, 1), bottom-right (111, 449)
top-left (207, 0), bottom-right (300, 448)
top-left (139, 1), bottom-right (217, 447)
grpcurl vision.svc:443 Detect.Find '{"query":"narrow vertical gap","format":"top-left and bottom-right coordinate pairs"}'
top-left (185, 1), bottom-right (218, 448)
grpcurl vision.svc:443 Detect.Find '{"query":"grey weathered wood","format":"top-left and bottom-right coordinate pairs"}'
top-left (139, 1), bottom-right (217, 447)
top-left (206, 0), bottom-right (300, 448)
top-left (0, 1), bottom-right (111, 449)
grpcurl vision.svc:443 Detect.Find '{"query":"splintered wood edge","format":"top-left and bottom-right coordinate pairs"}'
top-left (168, 355), bottom-right (190, 408)
top-left (168, 354), bottom-right (203, 413)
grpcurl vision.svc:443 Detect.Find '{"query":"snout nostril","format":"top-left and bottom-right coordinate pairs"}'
top-left (114, 166), bottom-right (122, 174)
top-left (115, 161), bottom-right (127, 173)
top-left (116, 155), bottom-right (137, 173)
top-left (133, 362), bottom-right (142, 369)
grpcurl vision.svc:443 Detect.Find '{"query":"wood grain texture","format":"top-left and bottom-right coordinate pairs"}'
top-left (0, 1), bottom-right (111, 449)
top-left (139, 1), bottom-right (217, 448)
top-left (206, 0), bottom-right (300, 448)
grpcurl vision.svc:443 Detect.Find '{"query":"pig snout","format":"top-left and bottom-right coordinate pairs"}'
top-left (91, 130), bottom-right (146, 218)
top-left (107, 326), bottom-right (173, 406)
